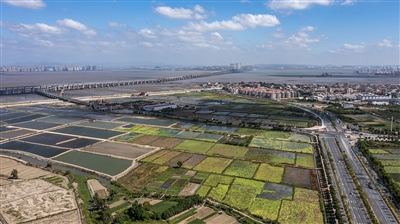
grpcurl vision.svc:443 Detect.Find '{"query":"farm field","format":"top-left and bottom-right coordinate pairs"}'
top-left (182, 154), bottom-right (207, 169)
top-left (0, 156), bottom-right (55, 181)
top-left (206, 144), bottom-right (249, 158)
top-left (223, 178), bottom-right (265, 211)
top-left (223, 160), bottom-right (259, 178)
top-left (253, 163), bottom-right (284, 183)
top-left (295, 154), bottom-right (315, 168)
top-left (196, 133), bottom-right (222, 142)
top-left (118, 125), bottom-right (160, 135)
top-left (278, 188), bottom-right (323, 224)
top-left (250, 182), bottom-right (293, 220)
top-left (290, 133), bottom-right (311, 142)
top-left (250, 138), bottom-right (313, 154)
top-left (207, 184), bottom-right (230, 201)
top-left (234, 128), bottom-right (290, 139)
top-left (203, 174), bottom-right (234, 187)
top-left (245, 148), bottom-right (295, 165)
top-left (368, 149), bottom-right (389, 154)
top-left (128, 135), bottom-right (160, 145)
top-left (152, 151), bottom-right (182, 165)
top-left (141, 150), bottom-right (170, 163)
top-left (119, 163), bottom-right (169, 191)
top-left (174, 140), bottom-right (215, 154)
top-left (283, 167), bottom-right (318, 189)
top-left (54, 150), bottom-right (132, 176)
top-left (151, 137), bottom-right (184, 148)
top-left (193, 157), bottom-right (233, 174)
top-left (3, 100), bottom-right (323, 223)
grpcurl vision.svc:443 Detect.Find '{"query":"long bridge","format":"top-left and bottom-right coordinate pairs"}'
top-left (0, 70), bottom-right (235, 95)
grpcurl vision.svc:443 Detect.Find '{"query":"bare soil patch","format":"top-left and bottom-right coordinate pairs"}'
top-left (282, 167), bottom-right (311, 188)
top-left (85, 142), bottom-right (153, 159)
top-left (0, 179), bottom-right (77, 224)
top-left (26, 209), bottom-right (80, 224)
top-left (151, 137), bottom-right (183, 149)
top-left (138, 198), bottom-right (162, 205)
top-left (183, 154), bottom-right (207, 168)
top-left (165, 152), bottom-right (194, 166)
top-left (193, 206), bottom-right (215, 220)
top-left (185, 170), bottom-right (196, 176)
top-left (204, 212), bottom-right (239, 224)
top-left (0, 157), bottom-right (51, 181)
top-left (178, 183), bottom-right (200, 196)
top-left (310, 169), bottom-right (319, 190)
top-left (129, 135), bottom-right (160, 145)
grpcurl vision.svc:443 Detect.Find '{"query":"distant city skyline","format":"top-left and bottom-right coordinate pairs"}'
top-left (1, 0), bottom-right (399, 66)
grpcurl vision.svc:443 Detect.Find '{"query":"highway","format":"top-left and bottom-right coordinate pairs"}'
top-left (317, 112), bottom-right (397, 223)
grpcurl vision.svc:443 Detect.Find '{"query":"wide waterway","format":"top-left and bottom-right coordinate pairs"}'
top-left (1, 69), bottom-right (399, 88)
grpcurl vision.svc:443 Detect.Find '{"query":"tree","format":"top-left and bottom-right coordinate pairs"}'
top-left (142, 201), bottom-right (151, 211)
top-left (177, 161), bottom-right (183, 168)
top-left (11, 169), bottom-right (18, 179)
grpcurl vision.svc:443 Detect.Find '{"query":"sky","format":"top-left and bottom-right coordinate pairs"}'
top-left (1, 0), bottom-right (399, 66)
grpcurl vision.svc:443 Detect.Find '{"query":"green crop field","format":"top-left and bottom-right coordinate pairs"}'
top-left (121, 125), bottom-right (160, 134)
top-left (155, 167), bottom-right (180, 182)
top-left (152, 128), bottom-right (182, 137)
top-left (295, 154), bottom-right (315, 168)
top-left (250, 198), bottom-right (282, 221)
top-left (263, 131), bottom-right (291, 139)
top-left (152, 151), bottom-right (182, 164)
top-left (250, 138), bottom-right (282, 150)
top-left (235, 128), bottom-right (269, 137)
top-left (374, 154), bottom-right (400, 160)
top-left (119, 163), bottom-right (168, 191)
top-left (203, 174), bottom-right (234, 187)
top-left (196, 185), bottom-right (211, 197)
top-left (193, 157), bottom-right (233, 174)
top-left (380, 160), bottom-right (400, 166)
top-left (207, 184), bottom-right (230, 201)
top-left (253, 163), bottom-right (284, 183)
top-left (278, 188), bottom-right (323, 224)
top-left (174, 140), bottom-right (215, 154)
top-left (368, 149), bottom-right (389, 154)
top-left (235, 128), bottom-right (301, 139)
top-left (207, 144), bottom-right (249, 158)
top-left (223, 160), bottom-right (259, 178)
top-left (140, 150), bottom-right (170, 162)
top-left (384, 166), bottom-right (400, 173)
top-left (245, 148), bottom-right (295, 165)
top-left (290, 134), bottom-right (311, 142)
top-left (196, 133), bottom-right (222, 142)
top-left (151, 201), bottom-right (178, 214)
top-left (282, 141), bottom-right (313, 154)
top-left (223, 178), bottom-right (265, 211)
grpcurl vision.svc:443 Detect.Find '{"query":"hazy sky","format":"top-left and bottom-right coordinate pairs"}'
top-left (1, 0), bottom-right (399, 66)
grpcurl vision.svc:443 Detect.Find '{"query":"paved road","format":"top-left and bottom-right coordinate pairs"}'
top-left (336, 133), bottom-right (397, 224)
top-left (318, 112), bottom-right (397, 224)
top-left (322, 134), bottom-right (370, 224)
